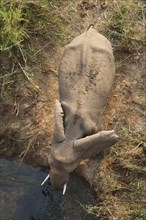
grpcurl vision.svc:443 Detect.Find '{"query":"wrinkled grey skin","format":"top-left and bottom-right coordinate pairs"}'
top-left (48, 27), bottom-right (118, 189)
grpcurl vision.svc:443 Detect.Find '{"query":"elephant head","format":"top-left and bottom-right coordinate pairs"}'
top-left (41, 100), bottom-right (118, 193)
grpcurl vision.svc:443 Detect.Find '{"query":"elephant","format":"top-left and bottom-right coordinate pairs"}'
top-left (41, 26), bottom-right (118, 193)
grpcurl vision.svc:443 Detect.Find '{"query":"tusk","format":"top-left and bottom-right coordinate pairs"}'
top-left (63, 183), bottom-right (67, 195)
top-left (41, 173), bottom-right (50, 186)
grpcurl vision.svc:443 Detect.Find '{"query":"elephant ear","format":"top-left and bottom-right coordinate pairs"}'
top-left (53, 99), bottom-right (65, 143)
top-left (73, 130), bottom-right (118, 158)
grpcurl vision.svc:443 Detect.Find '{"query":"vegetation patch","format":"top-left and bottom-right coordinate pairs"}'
top-left (0, 0), bottom-right (66, 99)
top-left (104, 0), bottom-right (145, 50)
top-left (0, 0), bottom-right (65, 52)
top-left (94, 129), bottom-right (146, 219)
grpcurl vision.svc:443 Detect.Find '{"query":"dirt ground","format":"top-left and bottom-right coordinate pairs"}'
top-left (0, 0), bottom-right (145, 219)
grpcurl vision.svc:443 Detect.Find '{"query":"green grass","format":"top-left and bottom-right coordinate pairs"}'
top-left (0, 0), bottom-right (66, 99)
top-left (105, 0), bottom-right (145, 50)
top-left (0, 0), bottom-right (65, 53)
top-left (0, 1), bottom-right (28, 53)
top-left (131, 208), bottom-right (146, 220)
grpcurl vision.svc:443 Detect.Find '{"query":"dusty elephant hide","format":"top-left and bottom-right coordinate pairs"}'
top-left (45, 27), bottom-right (118, 189)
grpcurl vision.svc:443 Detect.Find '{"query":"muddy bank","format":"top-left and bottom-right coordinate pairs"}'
top-left (0, 69), bottom-right (58, 167)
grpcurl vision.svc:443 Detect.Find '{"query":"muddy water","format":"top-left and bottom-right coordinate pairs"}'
top-left (0, 159), bottom-right (100, 220)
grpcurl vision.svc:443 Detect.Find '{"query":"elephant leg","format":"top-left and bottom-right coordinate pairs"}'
top-left (74, 160), bottom-right (93, 186)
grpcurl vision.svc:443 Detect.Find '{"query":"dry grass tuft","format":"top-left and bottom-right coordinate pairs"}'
top-left (94, 129), bottom-right (146, 219)
top-left (103, 0), bottom-right (146, 51)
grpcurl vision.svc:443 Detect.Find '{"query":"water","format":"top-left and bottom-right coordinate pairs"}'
top-left (0, 159), bottom-right (100, 220)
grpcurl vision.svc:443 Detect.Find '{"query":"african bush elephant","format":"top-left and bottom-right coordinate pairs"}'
top-left (41, 26), bottom-right (118, 193)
